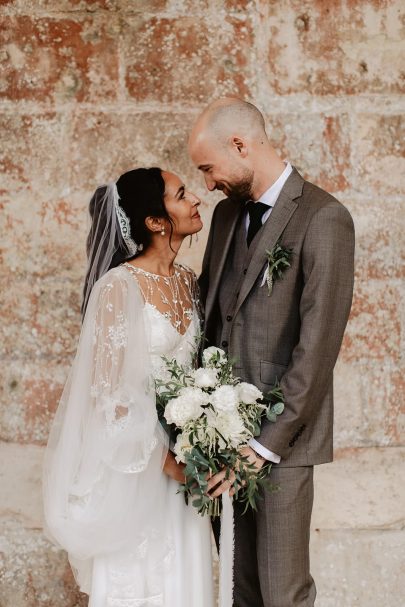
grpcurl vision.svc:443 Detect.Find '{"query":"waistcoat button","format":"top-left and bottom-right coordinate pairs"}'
top-left (226, 315), bottom-right (232, 322)
top-left (222, 340), bottom-right (228, 348)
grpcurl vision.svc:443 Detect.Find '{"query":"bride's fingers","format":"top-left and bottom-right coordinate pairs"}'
top-left (209, 478), bottom-right (231, 499)
top-left (206, 469), bottom-right (227, 492)
top-left (208, 470), bottom-right (237, 498)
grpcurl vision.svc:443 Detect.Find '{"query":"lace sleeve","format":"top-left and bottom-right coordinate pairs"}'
top-left (178, 263), bottom-right (203, 321)
top-left (43, 267), bottom-right (169, 562)
top-left (90, 272), bottom-right (159, 466)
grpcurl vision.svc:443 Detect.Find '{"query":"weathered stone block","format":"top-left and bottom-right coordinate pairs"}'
top-left (312, 447), bottom-right (405, 530)
top-left (263, 0), bottom-right (405, 95)
top-left (345, 198), bottom-right (405, 281)
top-left (0, 276), bottom-right (81, 360)
top-left (0, 194), bottom-right (88, 281)
top-left (310, 529), bottom-right (405, 606)
top-left (0, 443), bottom-right (44, 528)
top-left (351, 113), bottom-right (405, 197)
top-left (342, 278), bottom-right (401, 363)
top-left (0, 112), bottom-right (70, 199)
top-left (0, 518), bottom-right (88, 607)
top-left (264, 112), bottom-right (351, 193)
top-left (334, 360), bottom-right (405, 448)
top-left (0, 15), bottom-right (119, 102)
top-left (122, 15), bottom-right (256, 103)
top-left (0, 362), bottom-right (70, 444)
top-left (333, 358), bottom-right (365, 448)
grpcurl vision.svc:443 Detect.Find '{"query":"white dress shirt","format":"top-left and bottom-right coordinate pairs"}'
top-left (246, 162), bottom-right (293, 464)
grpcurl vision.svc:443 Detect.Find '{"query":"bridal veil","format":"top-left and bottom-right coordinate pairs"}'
top-left (43, 267), bottom-right (171, 594)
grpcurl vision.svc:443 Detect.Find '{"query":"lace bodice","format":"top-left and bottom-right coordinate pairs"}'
top-left (122, 263), bottom-right (201, 380)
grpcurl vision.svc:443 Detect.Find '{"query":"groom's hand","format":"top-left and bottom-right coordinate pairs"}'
top-left (240, 446), bottom-right (266, 470)
top-left (228, 446), bottom-right (266, 497)
top-left (207, 447), bottom-right (265, 498)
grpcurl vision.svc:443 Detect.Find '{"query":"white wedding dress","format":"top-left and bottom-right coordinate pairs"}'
top-left (43, 262), bottom-right (214, 607)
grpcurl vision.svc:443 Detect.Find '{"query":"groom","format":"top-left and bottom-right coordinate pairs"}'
top-left (189, 98), bottom-right (355, 606)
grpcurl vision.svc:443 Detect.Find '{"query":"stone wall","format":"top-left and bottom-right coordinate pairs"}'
top-left (0, 1), bottom-right (404, 605)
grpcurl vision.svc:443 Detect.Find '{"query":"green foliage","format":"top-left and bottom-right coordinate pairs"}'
top-left (263, 380), bottom-right (285, 423)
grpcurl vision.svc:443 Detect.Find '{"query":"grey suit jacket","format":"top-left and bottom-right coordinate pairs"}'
top-left (199, 168), bottom-right (355, 467)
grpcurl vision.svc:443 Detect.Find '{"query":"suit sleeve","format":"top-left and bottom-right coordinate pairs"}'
top-left (258, 203), bottom-right (355, 459)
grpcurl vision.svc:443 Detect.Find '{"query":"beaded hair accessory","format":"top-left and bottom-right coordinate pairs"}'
top-left (111, 182), bottom-right (142, 255)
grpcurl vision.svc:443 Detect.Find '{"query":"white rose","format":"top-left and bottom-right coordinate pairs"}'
top-left (173, 431), bottom-right (192, 463)
top-left (202, 346), bottom-right (227, 367)
top-left (237, 382), bottom-right (263, 404)
top-left (210, 385), bottom-right (239, 413)
top-left (164, 394), bottom-right (202, 428)
top-left (193, 367), bottom-right (218, 389)
top-left (214, 411), bottom-right (246, 448)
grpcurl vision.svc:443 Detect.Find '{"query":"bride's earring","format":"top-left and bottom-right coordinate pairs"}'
top-left (161, 228), bottom-right (165, 236)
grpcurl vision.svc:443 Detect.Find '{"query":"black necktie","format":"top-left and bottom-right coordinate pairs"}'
top-left (246, 201), bottom-right (269, 247)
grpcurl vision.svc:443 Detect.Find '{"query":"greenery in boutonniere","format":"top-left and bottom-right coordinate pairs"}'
top-left (263, 242), bottom-right (293, 296)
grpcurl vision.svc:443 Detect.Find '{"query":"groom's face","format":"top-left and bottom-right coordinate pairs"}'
top-left (190, 140), bottom-right (254, 203)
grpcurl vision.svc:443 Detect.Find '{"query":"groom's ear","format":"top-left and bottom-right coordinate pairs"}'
top-left (232, 136), bottom-right (248, 158)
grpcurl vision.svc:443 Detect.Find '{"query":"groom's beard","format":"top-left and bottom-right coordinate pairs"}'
top-left (222, 169), bottom-right (254, 204)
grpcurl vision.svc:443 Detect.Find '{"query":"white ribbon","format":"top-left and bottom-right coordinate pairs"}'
top-left (219, 492), bottom-right (235, 607)
top-left (260, 266), bottom-right (269, 287)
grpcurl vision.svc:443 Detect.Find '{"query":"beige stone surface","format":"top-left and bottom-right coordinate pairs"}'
top-left (310, 529), bottom-right (405, 606)
top-left (1, 0), bottom-right (404, 604)
top-left (0, 443), bottom-right (44, 528)
top-left (312, 447), bottom-right (405, 530)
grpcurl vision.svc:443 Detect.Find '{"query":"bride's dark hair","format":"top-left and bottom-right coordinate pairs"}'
top-left (81, 167), bottom-right (173, 317)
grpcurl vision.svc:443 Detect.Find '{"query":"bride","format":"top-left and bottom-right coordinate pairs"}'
top-left (43, 167), bottom-right (215, 606)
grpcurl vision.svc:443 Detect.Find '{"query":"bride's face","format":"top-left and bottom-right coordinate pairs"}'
top-left (162, 171), bottom-right (203, 237)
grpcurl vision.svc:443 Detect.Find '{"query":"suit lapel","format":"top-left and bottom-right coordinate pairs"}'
top-left (233, 168), bottom-right (304, 318)
top-left (205, 200), bottom-right (244, 321)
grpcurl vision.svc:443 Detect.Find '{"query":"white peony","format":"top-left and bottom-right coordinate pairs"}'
top-left (202, 346), bottom-right (227, 367)
top-left (237, 382), bottom-right (263, 404)
top-left (173, 431), bottom-right (192, 463)
top-left (210, 385), bottom-right (239, 413)
top-left (164, 393), bottom-right (203, 428)
top-left (178, 386), bottom-right (208, 407)
top-left (193, 367), bottom-right (218, 389)
top-left (214, 411), bottom-right (246, 448)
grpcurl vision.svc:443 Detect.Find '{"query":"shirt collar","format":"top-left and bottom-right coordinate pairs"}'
top-left (256, 162), bottom-right (293, 208)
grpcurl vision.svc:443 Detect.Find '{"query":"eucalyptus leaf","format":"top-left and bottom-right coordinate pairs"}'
top-left (271, 402), bottom-right (285, 415)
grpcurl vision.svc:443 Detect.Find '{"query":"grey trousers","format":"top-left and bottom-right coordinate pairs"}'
top-left (233, 466), bottom-right (316, 607)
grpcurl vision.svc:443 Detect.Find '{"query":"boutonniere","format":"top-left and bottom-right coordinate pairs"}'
top-left (260, 242), bottom-right (293, 296)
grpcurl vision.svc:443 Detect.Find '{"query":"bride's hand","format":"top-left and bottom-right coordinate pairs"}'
top-left (163, 450), bottom-right (186, 483)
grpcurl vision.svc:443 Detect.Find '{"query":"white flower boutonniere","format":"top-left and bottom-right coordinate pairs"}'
top-left (260, 242), bottom-right (293, 295)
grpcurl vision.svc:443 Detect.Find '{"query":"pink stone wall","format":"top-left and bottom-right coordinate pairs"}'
top-left (0, 1), bottom-right (404, 605)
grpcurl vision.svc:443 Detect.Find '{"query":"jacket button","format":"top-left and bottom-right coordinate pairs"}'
top-left (226, 315), bottom-right (232, 322)
top-left (222, 340), bottom-right (228, 348)
top-left (243, 269), bottom-right (247, 275)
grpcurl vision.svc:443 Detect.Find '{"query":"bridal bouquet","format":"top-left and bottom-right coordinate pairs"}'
top-left (155, 347), bottom-right (284, 517)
